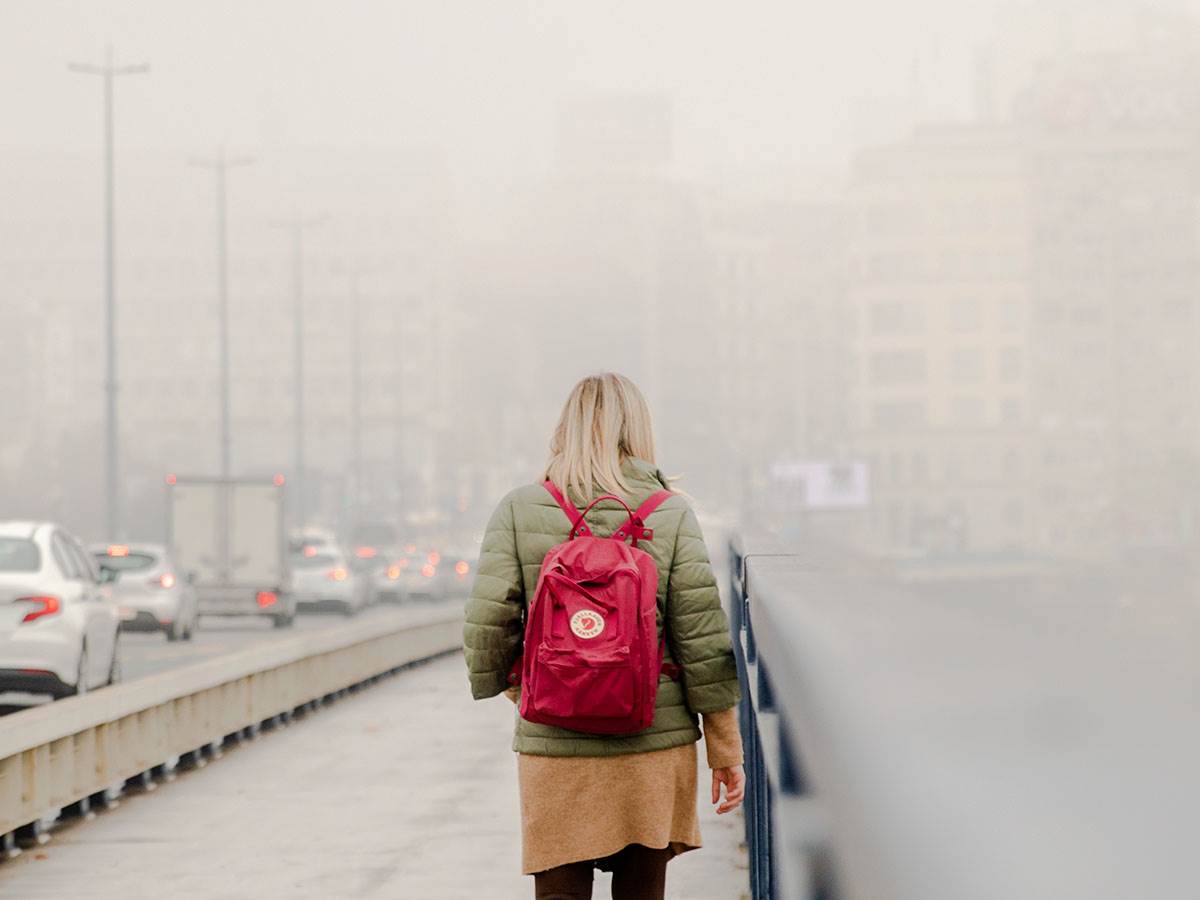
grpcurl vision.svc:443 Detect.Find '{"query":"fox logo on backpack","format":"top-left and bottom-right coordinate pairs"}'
top-left (508, 481), bottom-right (676, 735)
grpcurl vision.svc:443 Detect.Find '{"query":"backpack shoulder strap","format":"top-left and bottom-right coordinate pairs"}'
top-left (612, 489), bottom-right (673, 545)
top-left (543, 480), bottom-right (592, 537)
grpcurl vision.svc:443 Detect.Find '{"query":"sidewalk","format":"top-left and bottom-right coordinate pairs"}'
top-left (0, 652), bottom-right (748, 899)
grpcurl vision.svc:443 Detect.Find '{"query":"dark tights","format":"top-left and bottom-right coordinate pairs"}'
top-left (534, 844), bottom-right (673, 900)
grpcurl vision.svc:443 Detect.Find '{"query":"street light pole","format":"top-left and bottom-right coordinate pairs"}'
top-left (189, 147), bottom-right (254, 481)
top-left (69, 45), bottom-right (148, 539)
top-left (271, 214), bottom-right (327, 532)
top-left (393, 301), bottom-right (406, 528)
top-left (349, 274), bottom-right (363, 517)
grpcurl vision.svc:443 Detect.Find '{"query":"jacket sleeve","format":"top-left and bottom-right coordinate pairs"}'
top-left (463, 494), bottom-right (525, 699)
top-left (665, 506), bottom-right (742, 714)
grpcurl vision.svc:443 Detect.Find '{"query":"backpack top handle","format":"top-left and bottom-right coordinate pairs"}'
top-left (543, 480), bottom-right (670, 547)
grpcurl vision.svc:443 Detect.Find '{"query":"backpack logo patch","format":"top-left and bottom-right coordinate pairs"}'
top-left (570, 609), bottom-right (605, 639)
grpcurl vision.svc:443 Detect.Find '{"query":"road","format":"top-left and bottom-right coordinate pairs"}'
top-left (118, 598), bottom-right (464, 680)
top-left (0, 597), bottom-right (464, 714)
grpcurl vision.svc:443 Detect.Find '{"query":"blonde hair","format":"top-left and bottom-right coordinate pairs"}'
top-left (543, 373), bottom-right (657, 502)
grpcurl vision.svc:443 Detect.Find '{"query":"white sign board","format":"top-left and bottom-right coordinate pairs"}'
top-left (770, 461), bottom-right (870, 510)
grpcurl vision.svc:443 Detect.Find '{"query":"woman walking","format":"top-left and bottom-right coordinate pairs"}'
top-left (464, 373), bottom-right (745, 899)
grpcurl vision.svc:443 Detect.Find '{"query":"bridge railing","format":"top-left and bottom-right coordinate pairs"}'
top-left (729, 534), bottom-right (836, 900)
top-left (0, 612), bottom-right (462, 857)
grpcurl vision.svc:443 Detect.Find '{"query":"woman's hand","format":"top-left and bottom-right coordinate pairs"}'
top-left (711, 765), bottom-right (745, 815)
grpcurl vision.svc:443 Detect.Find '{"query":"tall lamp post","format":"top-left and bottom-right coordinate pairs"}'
top-left (271, 214), bottom-right (327, 531)
top-left (349, 274), bottom-right (363, 518)
top-left (189, 147), bottom-right (254, 481)
top-left (69, 45), bottom-right (149, 539)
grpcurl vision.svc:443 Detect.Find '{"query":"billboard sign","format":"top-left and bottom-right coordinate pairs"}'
top-left (770, 461), bottom-right (870, 510)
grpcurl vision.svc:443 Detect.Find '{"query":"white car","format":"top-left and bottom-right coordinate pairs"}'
top-left (289, 548), bottom-right (369, 616)
top-left (92, 542), bottom-right (200, 642)
top-left (0, 521), bottom-right (121, 702)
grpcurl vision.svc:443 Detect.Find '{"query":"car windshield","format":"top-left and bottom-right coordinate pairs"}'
top-left (94, 550), bottom-right (157, 573)
top-left (0, 538), bottom-right (40, 572)
top-left (292, 553), bottom-right (338, 569)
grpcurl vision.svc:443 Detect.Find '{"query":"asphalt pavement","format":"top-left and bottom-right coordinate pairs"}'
top-left (118, 599), bottom-right (463, 681)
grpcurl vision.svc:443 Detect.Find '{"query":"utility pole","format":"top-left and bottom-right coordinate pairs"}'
top-left (349, 274), bottom-right (363, 518)
top-left (189, 147), bottom-right (253, 482)
top-left (69, 45), bottom-right (149, 539)
top-left (271, 214), bottom-right (327, 532)
top-left (393, 301), bottom-right (406, 529)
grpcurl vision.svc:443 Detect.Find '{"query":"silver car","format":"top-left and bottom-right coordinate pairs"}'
top-left (289, 548), bottom-right (370, 616)
top-left (92, 542), bottom-right (200, 642)
top-left (0, 521), bottom-right (121, 702)
top-left (399, 549), bottom-right (449, 603)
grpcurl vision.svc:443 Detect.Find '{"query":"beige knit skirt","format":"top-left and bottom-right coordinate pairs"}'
top-left (518, 742), bottom-right (702, 875)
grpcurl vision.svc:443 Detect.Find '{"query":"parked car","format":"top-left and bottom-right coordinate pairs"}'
top-left (91, 542), bottom-right (199, 641)
top-left (288, 548), bottom-right (370, 616)
top-left (443, 547), bottom-right (475, 596)
top-left (373, 553), bottom-right (414, 603)
top-left (0, 521), bottom-right (121, 701)
top-left (289, 527), bottom-right (340, 556)
top-left (399, 548), bottom-right (450, 602)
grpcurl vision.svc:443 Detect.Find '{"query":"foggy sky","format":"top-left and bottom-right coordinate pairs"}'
top-left (1, 0), bottom-right (1016, 176)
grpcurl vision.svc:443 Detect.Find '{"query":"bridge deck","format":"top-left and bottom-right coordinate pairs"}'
top-left (0, 652), bottom-right (747, 899)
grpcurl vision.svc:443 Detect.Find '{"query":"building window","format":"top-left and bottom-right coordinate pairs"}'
top-left (870, 349), bottom-right (926, 384)
top-left (1001, 396), bottom-right (1023, 425)
top-left (911, 451), bottom-right (928, 483)
top-left (948, 296), bottom-right (983, 333)
top-left (950, 397), bottom-right (983, 426)
top-left (999, 347), bottom-right (1022, 383)
top-left (869, 300), bottom-right (925, 336)
top-left (1003, 448), bottom-right (1021, 477)
top-left (950, 348), bottom-right (984, 382)
top-left (873, 401), bottom-right (926, 429)
top-left (888, 502), bottom-right (904, 543)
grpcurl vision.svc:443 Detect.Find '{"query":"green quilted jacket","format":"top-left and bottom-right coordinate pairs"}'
top-left (463, 457), bottom-right (741, 757)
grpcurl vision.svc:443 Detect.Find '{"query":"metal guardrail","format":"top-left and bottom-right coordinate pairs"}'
top-left (0, 612), bottom-right (463, 857)
top-left (729, 535), bottom-right (832, 900)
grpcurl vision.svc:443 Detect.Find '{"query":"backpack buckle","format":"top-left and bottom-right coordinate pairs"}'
top-left (627, 518), bottom-right (652, 542)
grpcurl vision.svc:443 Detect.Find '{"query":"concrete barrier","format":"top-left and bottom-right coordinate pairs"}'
top-left (0, 612), bottom-right (463, 855)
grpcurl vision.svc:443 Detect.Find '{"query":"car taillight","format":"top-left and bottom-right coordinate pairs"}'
top-left (152, 572), bottom-right (177, 589)
top-left (420, 563), bottom-right (436, 578)
top-left (107, 544), bottom-right (129, 557)
top-left (427, 551), bottom-right (441, 566)
top-left (20, 595), bottom-right (61, 624)
top-left (256, 591), bottom-right (278, 608)
top-left (327, 567), bottom-right (348, 582)
top-left (455, 560), bottom-right (469, 577)
top-left (354, 546), bottom-right (376, 559)
top-left (386, 564), bottom-right (401, 580)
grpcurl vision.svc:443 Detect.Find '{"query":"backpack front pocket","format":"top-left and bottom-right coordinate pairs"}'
top-left (532, 645), bottom-right (636, 720)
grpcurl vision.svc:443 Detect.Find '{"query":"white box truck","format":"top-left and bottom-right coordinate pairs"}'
top-left (166, 476), bottom-right (296, 627)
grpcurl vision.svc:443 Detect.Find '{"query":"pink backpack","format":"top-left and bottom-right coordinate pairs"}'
top-left (510, 481), bottom-right (677, 735)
